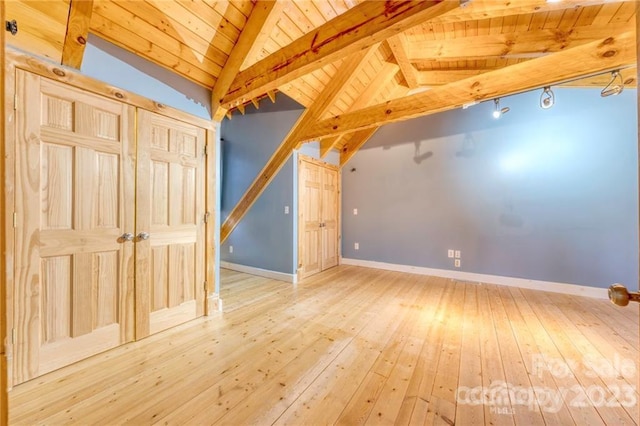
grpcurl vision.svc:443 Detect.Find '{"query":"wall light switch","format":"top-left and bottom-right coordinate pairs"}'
top-left (284, 206), bottom-right (289, 214)
top-left (448, 249), bottom-right (454, 258)
top-left (353, 208), bottom-right (358, 215)
top-left (454, 259), bottom-right (461, 268)
top-left (229, 245), bottom-right (233, 254)
top-left (354, 242), bottom-right (359, 250)
top-left (455, 250), bottom-right (461, 259)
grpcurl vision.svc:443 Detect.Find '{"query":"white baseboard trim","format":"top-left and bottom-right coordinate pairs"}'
top-left (221, 261), bottom-right (298, 284)
top-left (340, 258), bottom-right (608, 299)
top-left (206, 293), bottom-right (223, 314)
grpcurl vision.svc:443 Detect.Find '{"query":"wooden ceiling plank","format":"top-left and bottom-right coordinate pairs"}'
top-left (407, 22), bottom-right (633, 61)
top-left (416, 69), bottom-right (495, 86)
top-left (174, 1), bottom-right (235, 49)
top-left (90, 12), bottom-right (217, 87)
top-left (340, 127), bottom-right (380, 166)
top-left (93, 1), bottom-right (224, 73)
top-left (61, 0), bottom-right (93, 69)
top-left (386, 33), bottom-right (418, 89)
top-left (220, 0), bottom-right (459, 109)
top-left (610, 1), bottom-right (636, 24)
top-left (136, 0), bottom-right (231, 66)
top-left (322, 61), bottom-right (397, 155)
top-left (212, 0), bottom-right (282, 121)
top-left (434, 0), bottom-right (635, 24)
top-left (349, 63), bottom-right (399, 111)
top-left (240, 3), bottom-right (284, 70)
top-left (203, 0), bottom-right (249, 34)
top-left (301, 29), bottom-right (636, 141)
top-left (573, 5), bottom-right (603, 27)
top-left (220, 46), bottom-right (379, 243)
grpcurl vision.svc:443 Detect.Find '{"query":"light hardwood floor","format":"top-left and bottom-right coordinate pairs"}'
top-left (9, 266), bottom-right (640, 425)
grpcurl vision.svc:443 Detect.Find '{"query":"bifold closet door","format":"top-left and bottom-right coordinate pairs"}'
top-left (135, 110), bottom-right (206, 339)
top-left (299, 158), bottom-right (339, 279)
top-left (299, 160), bottom-right (323, 278)
top-left (14, 71), bottom-right (135, 384)
top-left (320, 167), bottom-right (339, 271)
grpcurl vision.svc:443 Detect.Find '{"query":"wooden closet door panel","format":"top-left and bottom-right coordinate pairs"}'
top-left (299, 159), bottom-right (322, 278)
top-left (321, 167), bottom-right (339, 271)
top-left (13, 71), bottom-right (135, 384)
top-left (136, 111), bottom-right (205, 339)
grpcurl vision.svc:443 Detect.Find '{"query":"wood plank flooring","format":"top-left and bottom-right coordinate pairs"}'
top-left (9, 265), bottom-right (640, 425)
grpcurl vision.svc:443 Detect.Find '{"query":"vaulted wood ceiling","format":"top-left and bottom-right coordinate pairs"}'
top-left (5, 0), bottom-right (638, 241)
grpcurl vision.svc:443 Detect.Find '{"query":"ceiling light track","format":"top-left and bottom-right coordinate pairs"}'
top-left (601, 70), bottom-right (624, 97)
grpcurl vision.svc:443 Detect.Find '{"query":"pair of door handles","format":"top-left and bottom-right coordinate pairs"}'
top-left (118, 232), bottom-right (150, 243)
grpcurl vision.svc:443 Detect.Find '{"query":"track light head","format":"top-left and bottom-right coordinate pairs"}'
top-left (540, 86), bottom-right (555, 109)
top-left (601, 70), bottom-right (624, 97)
top-left (493, 99), bottom-right (509, 119)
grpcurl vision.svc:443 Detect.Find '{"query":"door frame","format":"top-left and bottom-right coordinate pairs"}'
top-left (2, 48), bottom-right (217, 388)
top-left (296, 154), bottom-right (342, 281)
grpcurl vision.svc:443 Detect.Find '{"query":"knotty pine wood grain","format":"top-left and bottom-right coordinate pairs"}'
top-left (9, 266), bottom-right (639, 425)
top-left (0, 1), bottom-right (7, 422)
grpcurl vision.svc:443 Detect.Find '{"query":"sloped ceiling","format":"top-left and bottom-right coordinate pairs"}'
top-left (5, 0), bottom-right (637, 241)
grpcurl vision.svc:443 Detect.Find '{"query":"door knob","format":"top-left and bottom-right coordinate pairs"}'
top-left (118, 233), bottom-right (134, 243)
top-left (136, 232), bottom-right (150, 241)
top-left (608, 284), bottom-right (640, 307)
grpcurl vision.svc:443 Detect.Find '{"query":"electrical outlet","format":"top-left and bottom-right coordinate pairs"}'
top-left (354, 242), bottom-right (359, 250)
top-left (447, 249), bottom-right (454, 258)
top-left (455, 250), bottom-right (461, 259)
top-left (454, 259), bottom-right (461, 268)
top-left (284, 206), bottom-right (289, 214)
top-left (229, 245), bottom-right (233, 254)
top-left (353, 208), bottom-right (358, 215)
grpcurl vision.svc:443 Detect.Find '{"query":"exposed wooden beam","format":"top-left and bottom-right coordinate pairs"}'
top-left (301, 30), bottom-right (636, 141)
top-left (340, 127), bottom-right (380, 166)
top-left (321, 62), bottom-right (398, 157)
top-left (407, 23), bottom-right (633, 61)
top-left (220, 0), bottom-right (459, 109)
top-left (220, 47), bottom-right (379, 243)
top-left (434, 0), bottom-right (635, 24)
top-left (349, 63), bottom-right (399, 111)
top-left (212, 0), bottom-right (282, 121)
top-left (386, 33), bottom-right (418, 89)
top-left (61, 0), bottom-right (94, 69)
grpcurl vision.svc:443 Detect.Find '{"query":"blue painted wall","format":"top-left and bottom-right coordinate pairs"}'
top-left (342, 88), bottom-right (639, 288)
top-left (82, 35), bottom-right (211, 119)
top-left (220, 108), bottom-right (303, 274)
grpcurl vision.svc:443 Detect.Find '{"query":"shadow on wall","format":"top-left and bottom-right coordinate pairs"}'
top-left (341, 87), bottom-right (639, 288)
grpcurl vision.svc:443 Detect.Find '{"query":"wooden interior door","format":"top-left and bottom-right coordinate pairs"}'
top-left (299, 157), bottom-right (340, 279)
top-left (321, 167), bottom-right (339, 270)
top-left (13, 71), bottom-right (135, 384)
top-left (299, 159), bottom-right (322, 278)
top-left (136, 110), bottom-right (205, 338)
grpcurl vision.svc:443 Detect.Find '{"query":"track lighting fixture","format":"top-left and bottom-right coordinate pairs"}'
top-left (492, 98), bottom-right (510, 119)
top-left (601, 70), bottom-right (624, 97)
top-left (540, 86), bottom-right (555, 109)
